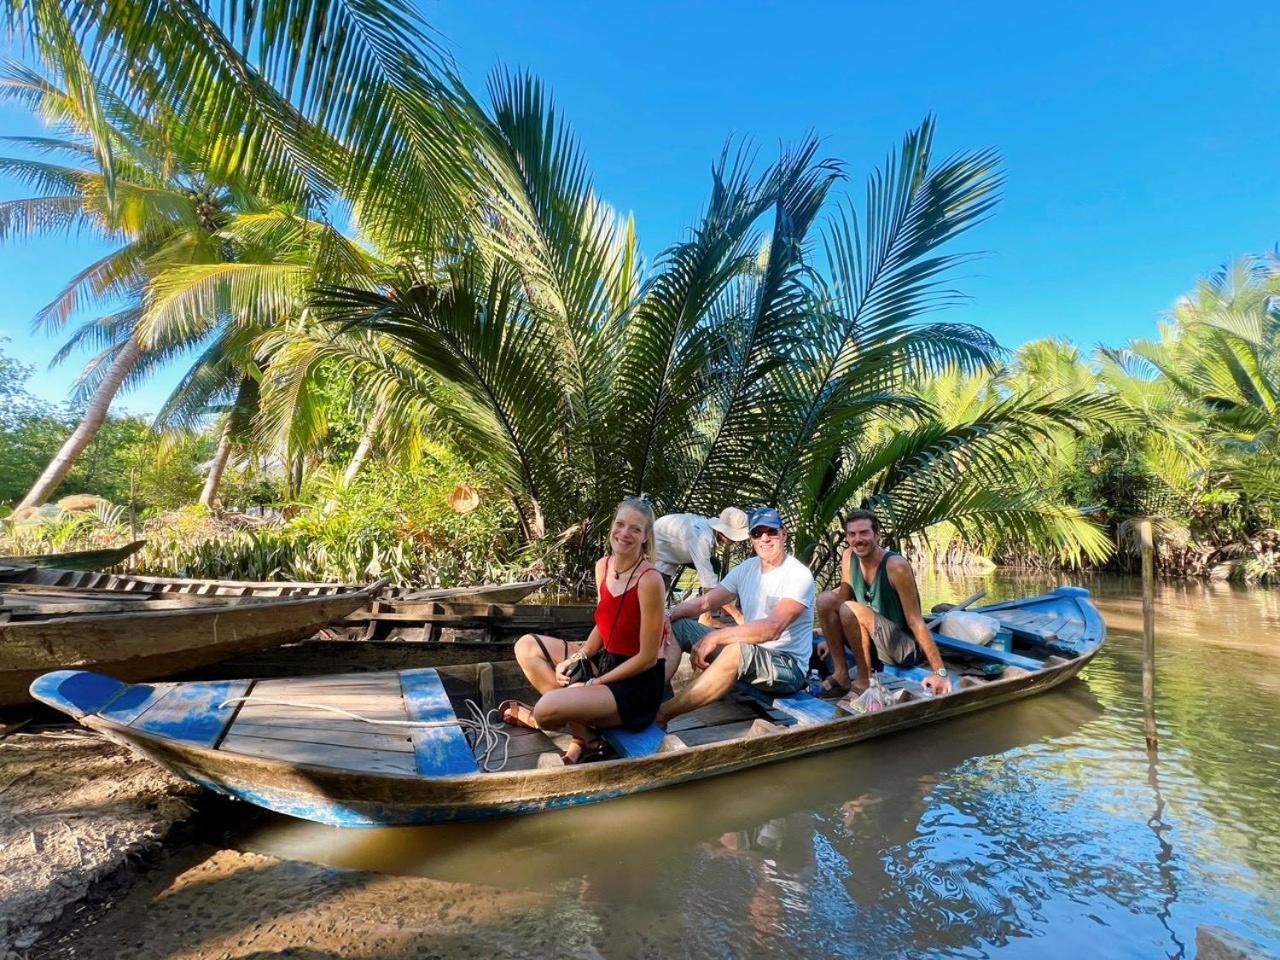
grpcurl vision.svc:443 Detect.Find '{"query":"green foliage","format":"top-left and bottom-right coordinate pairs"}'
top-left (132, 450), bottom-right (527, 586)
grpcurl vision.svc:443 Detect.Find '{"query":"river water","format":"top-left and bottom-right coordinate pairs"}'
top-left (240, 572), bottom-right (1280, 958)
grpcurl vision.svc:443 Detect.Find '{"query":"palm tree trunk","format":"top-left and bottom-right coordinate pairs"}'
top-left (198, 421), bottom-right (233, 508)
top-left (342, 398), bottom-right (389, 486)
top-left (16, 334), bottom-right (143, 511)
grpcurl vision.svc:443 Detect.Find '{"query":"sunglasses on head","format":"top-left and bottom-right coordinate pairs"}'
top-left (750, 526), bottom-right (780, 539)
top-left (623, 494), bottom-right (652, 509)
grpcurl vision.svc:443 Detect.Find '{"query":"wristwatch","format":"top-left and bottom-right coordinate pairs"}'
top-left (934, 667), bottom-right (949, 678)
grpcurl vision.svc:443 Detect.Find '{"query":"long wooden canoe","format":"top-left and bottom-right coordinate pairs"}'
top-left (0, 567), bottom-right (549, 606)
top-left (30, 586), bottom-right (1104, 826)
top-left (397, 578), bottom-right (551, 604)
top-left (0, 566), bottom-right (362, 599)
top-left (3, 580), bottom-right (385, 707)
top-left (0, 540), bottom-right (146, 572)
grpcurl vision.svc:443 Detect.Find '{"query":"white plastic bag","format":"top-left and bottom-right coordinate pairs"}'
top-left (938, 610), bottom-right (1000, 646)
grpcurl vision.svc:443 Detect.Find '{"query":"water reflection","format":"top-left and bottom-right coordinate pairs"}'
top-left (239, 573), bottom-right (1280, 958)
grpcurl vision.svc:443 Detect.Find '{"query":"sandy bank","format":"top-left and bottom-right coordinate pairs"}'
top-left (0, 728), bottom-right (199, 957)
top-left (31, 846), bottom-right (611, 959)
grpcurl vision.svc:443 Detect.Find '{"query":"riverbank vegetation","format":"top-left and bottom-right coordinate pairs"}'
top-left (0, 0), bottom-right (1276, 588)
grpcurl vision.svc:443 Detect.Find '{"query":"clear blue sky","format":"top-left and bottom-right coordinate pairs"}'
top-left (1, 0), bottom-right (1276, 415)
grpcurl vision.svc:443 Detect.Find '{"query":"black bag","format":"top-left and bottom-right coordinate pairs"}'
top-left (563, 651), bottom-right (599, 686)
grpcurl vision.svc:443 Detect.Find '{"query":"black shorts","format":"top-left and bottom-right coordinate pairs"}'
top-left (588, 650), bottom-right (665, 731)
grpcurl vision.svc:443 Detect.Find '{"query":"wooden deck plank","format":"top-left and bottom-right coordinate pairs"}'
top-left (733, 683), bottom-right (841, 726)
top-left (228, 721), bottom-right (414, 753)
top-left (677, 720), bottom-right (759, 747)
top-left (400, 668), bottom-right (480, 776)
top-left (131, 679), bottom-right (252, 748)
top-left (221, 733), bottom-right (418, 774)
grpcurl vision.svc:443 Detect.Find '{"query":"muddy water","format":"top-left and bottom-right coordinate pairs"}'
top-left (239, 573), bottom-right (1280, 958)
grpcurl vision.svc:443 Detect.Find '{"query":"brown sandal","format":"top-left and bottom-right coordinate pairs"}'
top-left (561, 736), bottom-right (606, 765)
top-left (498, 700), bottom-right (539, 730)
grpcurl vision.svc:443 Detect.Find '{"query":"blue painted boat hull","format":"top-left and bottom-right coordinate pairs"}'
top-left (31, 586), bottom-right (1105, 827)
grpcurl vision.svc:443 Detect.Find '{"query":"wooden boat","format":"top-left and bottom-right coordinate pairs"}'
top-left (398, 578), bottom-right (551, 605)
top-left (0, 540), bottom-right (146, 572)
top-left (0, 567), bottom-right (550, 606)
top-left (2, 580), bottom-right (385, 707)
top-left (29, 586), bottom-right (1103, 826)
top-left (0, 566), bottom-right (361, 599)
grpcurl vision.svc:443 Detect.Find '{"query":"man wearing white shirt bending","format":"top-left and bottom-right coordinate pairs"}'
top-left (653, 507), bottom-right (748, 623)
top-left (657, 507), bottom-right (815, 727)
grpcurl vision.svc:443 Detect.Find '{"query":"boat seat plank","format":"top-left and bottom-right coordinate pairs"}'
top-left (599, 724), bottom-right (672, 758)
top-left (931, 632), bottom-right (1044, 670)
top-left (221, 733), bottom-right (418, 774)
top-left (132, 679), bottom-right (252, 748)
top-left (400, 668), bottom-right (479, 776)
top-left (501, 729), bottom-right (560, 760)
top-left (732, 683), bottom-right (841, 726)
top-left (228, 721), bottom-right (414, 753)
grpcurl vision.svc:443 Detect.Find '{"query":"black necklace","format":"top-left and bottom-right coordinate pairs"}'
top-left (612, 556), bottom-right (642, 577)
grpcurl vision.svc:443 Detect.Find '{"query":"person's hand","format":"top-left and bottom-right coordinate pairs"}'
top-left (921, 674), bottom-right (952, 696)
top-left (554, 656), bottom-right (577, 687)
top-left (692, 635), bottom-right (718, 670)
top-left (816, 639), bottom-right (829, 660)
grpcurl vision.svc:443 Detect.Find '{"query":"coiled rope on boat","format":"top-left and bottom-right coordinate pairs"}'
top-left (216, 697), bottom-right (511, 772)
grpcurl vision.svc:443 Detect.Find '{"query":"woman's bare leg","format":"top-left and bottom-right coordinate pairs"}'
top-left (513, 633), bottom-right (583, 694)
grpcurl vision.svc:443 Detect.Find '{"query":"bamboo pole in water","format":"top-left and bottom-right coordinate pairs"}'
top-left (1139, 518), bottom-right (1158, 751)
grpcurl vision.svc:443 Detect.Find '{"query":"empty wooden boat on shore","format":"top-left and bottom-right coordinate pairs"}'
top-left (3, 580), bottom-right (385, 707)
top-left (397, 578), bottom-right (551, 605)
top-left (0, 540), bottom-right (146, 572)
top-left (0, 566), bottom-right (362, 599)
top-left (30, 586), bottom-right (1103, 826)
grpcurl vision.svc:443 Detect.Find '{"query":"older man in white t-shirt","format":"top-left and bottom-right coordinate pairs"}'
top-left (656, 507), bottom-right (815, 727)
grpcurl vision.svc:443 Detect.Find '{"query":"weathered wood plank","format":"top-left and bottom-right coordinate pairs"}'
top-left (400, 668), bottom-right (479, 776)
top-left (221, 733), bottom-right (418, 775)
top-left (131, 679), bottom-right (252, 748)
top-left (677, 720), bottom-right (760, 747)
top-left (229, 721), bottom-right (414, 753)
top-left (733, 683), bottom-right (841, 726)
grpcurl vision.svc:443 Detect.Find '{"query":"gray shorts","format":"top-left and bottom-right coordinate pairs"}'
top-left (867, 610), bottom-right (923, 668)
top-left (671, 619), bottom-right (806, 694)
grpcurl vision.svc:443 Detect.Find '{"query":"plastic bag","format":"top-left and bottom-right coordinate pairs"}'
top-left (938, 610), bottom-right (1000, 646)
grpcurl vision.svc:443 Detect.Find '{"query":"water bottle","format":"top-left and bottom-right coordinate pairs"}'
top-left (806, 669), bottom-right (822, 696)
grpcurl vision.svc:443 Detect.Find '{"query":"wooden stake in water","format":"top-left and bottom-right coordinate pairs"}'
top-left (1139, 518), bottom-right (1158, 751)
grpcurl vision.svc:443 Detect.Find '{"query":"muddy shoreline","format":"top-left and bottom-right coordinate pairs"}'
top-left (1, 727), bottom-right (608, 960)
top-left (0, 726), bottom-right (200, 957)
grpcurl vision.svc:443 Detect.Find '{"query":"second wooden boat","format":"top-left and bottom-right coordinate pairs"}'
top-left (31, 587), bottom-right (1104, 824)
top-left (2, 579), bottom-right (385, 707)
top-left (0, 540), bottom-right (146, 572)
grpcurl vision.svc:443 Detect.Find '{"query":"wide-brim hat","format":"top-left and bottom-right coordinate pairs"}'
top-left (709, 506), bottom-right (750, 542)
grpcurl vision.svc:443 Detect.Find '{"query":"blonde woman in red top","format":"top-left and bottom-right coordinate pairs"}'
top-left (505, 496), bottom-right (669, 763)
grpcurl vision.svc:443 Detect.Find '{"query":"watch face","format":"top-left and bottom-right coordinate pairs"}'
top-left (936, 667), bottom-right (949, 678)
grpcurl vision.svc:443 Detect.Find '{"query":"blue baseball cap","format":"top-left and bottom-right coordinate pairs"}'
top-left (748, 507), bottom-right (784, 532)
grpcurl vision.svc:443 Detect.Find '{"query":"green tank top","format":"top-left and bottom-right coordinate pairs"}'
top-left (848, 550), bottom-right (907, 630)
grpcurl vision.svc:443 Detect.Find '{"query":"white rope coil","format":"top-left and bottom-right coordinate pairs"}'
top-left (217, 696), bottom-right (510, 772)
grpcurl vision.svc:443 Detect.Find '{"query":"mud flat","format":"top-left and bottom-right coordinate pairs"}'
top-left (0, 727), bottom-right (199, 957)
top-left (31, 846), bottom-right (607, 960)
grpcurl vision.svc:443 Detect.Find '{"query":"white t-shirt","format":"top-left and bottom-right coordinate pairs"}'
top-left (720, 554), bottom-right (815, 663)
top-left (653, 513), bottom-right (720, 588)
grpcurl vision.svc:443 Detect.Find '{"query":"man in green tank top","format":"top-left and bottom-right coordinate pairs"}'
top-left (815, 509), bottom-right (952, 696)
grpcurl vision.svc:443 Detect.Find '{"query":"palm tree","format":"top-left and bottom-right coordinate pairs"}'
top-left (319, 75), bottom-right (1116, 581)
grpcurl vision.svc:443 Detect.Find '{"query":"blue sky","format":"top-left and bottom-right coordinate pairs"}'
top-left (1, 0), bottom-right (1277, 416)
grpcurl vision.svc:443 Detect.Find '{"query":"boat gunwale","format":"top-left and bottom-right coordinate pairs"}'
top-left (76, 642), bottom-right (1099, 811)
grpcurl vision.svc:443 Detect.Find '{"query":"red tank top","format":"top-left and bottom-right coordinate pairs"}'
top-left (594, 557), bottom-right (645, 656)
